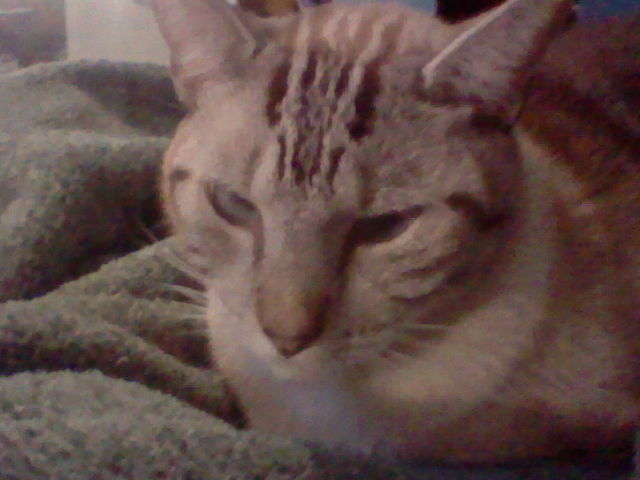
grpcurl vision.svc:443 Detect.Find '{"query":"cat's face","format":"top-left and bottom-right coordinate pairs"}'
top-left (156, 0), bottom-right (570, 365)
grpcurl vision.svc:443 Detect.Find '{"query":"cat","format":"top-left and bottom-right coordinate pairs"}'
top-left (150, 0), bottom-right (640, 463)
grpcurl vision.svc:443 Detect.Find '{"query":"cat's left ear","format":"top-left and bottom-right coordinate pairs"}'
top-left (422, 0), bottom-right (574, 121)
top-left (151, 0), bottom-right (286, 106)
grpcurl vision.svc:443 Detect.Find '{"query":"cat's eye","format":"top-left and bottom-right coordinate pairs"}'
top-left (349, 206), bottom-right (423, 245)
top-left (205, 181), bottom-right (259, 227)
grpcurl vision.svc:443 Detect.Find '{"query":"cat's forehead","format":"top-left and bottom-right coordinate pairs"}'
top-left (276, 3), bottom-right (451, 61)
top-left (236, 4), bottom-right (462, 203)
top-left (172, 3), bottom-right (490, 213)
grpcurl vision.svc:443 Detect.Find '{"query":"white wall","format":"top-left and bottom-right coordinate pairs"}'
top-left (65, 0), bottom-right (169, 64)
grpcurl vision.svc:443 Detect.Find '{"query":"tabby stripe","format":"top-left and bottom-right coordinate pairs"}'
top-left (347, 62), bottom-right (380, 140)
top-left (278, 15), bottom-right (315, 185)
top-left (301, 50), bottom-right (319, 91)
top-left (277, 134), bottom-right (287, 180)
top-left (334, 62), bottom-right (351, 101)
top-left (347, 20), bottom-right (402, 141)
top-left (326, 146), bottom-right (346, 187)
top-left (266, 60), bottom-right (291, 126)
top-left (273, 12), bottom-right (406, 186)
top-left (307, 125), bottom-right (325, 183)
top-left (332, 14), bottom-right (402, 130)
top-left (290, 128), bottom-right (306, 185)
top-left (290, 47), bottom-right (322, 184)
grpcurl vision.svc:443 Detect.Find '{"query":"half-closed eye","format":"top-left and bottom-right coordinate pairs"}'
top-left (349, 205), bottom-right (424, 245)
top-left (205, 181), bottom-right (259, 228)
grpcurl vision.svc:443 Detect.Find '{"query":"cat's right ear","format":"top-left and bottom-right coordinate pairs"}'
top-left (151, 0), bottom-right (279, 106)
top-left (422, 0), bottom-right (573, 122)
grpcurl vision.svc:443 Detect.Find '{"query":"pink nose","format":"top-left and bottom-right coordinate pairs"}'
top-left (262, 324), bottom-right (323, 358)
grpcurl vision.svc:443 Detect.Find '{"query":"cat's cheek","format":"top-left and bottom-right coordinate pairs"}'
top-left (350, 252), bottom-right (458, 301)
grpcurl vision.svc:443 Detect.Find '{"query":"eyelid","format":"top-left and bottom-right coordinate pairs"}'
top-left (204, 181), bottom-right (259, 228)
top-left (350, 205), bottom-right (424, 245)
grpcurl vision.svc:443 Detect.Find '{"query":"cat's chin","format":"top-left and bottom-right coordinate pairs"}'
top-left (219, 335), bottom-right (385, 451)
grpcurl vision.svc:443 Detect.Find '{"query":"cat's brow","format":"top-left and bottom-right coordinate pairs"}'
top-left (266, 12), bottom-right (405, 190)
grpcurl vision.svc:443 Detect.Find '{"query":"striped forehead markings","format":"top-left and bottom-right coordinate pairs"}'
top-left (265, 13), bottom-right (405, 187)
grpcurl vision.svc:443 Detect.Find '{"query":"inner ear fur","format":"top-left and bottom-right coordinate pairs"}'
top-left (423, 0), bottom-right (575, 121)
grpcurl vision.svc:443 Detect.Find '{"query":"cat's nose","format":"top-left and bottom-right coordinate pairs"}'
top-left (257, 279), bottom-right (328, 357)
top-left (262, 325), bottom-right (323, 358)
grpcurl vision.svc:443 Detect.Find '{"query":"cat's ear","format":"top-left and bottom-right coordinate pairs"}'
top-left (422, 0), bottom-right (574, 121)
top-left (151, 0), bottom-right (282, 106)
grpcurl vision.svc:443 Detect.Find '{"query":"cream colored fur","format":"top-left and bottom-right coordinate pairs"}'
top-left (152, 0), bottom-right (639, 463)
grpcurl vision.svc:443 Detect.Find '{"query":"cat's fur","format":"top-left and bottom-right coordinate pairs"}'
top-left (151, 0), bottom-right (640, 463)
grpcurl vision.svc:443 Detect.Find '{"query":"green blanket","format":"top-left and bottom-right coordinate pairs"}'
top-left (0, 61), bottom-right (635, 479)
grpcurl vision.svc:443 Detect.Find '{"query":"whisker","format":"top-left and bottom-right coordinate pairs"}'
top-left (162, 296), bottom-right (208, 314)
top-left (162, 283), bottom-right (208, 306)
top-left (174, 306), bottom-right (209, 320)
top-left (157, 245), bottom-right (209, 284)
top-left (385, 348), bottom-right (429, 366)
top-left (177, 311), bottom-right (208, 321)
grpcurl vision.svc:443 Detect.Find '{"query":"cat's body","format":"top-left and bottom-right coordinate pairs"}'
top-left (152, 0), bottom-right (640, 463)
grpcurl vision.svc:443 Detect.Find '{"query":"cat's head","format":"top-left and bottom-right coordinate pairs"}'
top-left (153, 0), bottom-right (572, 364)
